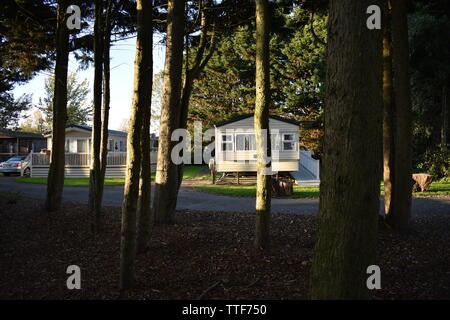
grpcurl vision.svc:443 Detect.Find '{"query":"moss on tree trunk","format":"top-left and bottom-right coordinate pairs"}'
top-left (120, 0), bottom-right (152, 290)
top-left (153, 0), bottom-right (185, 225)
top-left (310, 0), bottom-right (383, 299)
top-left (254, 0), bottom-right (271, 249)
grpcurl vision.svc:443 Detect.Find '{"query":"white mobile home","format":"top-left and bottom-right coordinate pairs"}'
top-left (214, 114), bottom-right (300, 173)
top-left (45, 124), bottom-right (129, 154)
top-left (27, 124), bottom-right (157, 178)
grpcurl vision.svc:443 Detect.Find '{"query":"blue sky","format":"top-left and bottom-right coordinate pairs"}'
top-left (13, 35), bottom-right (166, 130)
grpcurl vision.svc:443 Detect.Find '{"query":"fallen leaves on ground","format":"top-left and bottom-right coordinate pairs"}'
top-left (0, 194), bottom-right (449, 300)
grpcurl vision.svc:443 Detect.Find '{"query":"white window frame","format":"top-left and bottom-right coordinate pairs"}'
top-left (76, 139), bottom-right (87, 153)
top-left (108, 139), bottom-right (114, 152)
top-left (65, 139), bottom-right (70, 153)
top-left (119, 140), bottom-right (126, 152)
top-left (221, 134), bottom-right (234, 152)
top-left (235, 133), bottom-right (256, 152)
top-left (281, 133), bottom-right (297, 151)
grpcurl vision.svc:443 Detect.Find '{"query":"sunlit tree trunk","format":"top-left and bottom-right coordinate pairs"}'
top-left (45, 0), bottom-right (69, 212)
top-left (136, 0), bottom-right (153, 252)
top-left (386, 0), bottom-right (412, 230)
top-left (120, 0), bottom-right (151, 290)
top-left (310, 0), bottom-right (383, 299)
top-left (175, 0), bottom-right (216, 203)
top-left (153, 0), bottom-right (185, 224)
top-left (254, 0), bottom-right (271, 249)
top-left (383, 0), bottom-right (396, 219)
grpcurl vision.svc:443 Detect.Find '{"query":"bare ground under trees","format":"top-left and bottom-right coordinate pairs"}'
top-left (0, 193), bottom-right (449, 300)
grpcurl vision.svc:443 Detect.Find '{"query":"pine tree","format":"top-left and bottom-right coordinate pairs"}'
top-left (409, 1), bottom-right (450, 177)
top-left (188, 6), bottom-right (327, 155)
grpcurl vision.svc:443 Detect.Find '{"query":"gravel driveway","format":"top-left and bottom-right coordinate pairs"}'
top-left (0, 176), bottom-right (449, 215)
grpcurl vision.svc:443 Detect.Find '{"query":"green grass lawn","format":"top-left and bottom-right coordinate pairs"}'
top-left (194, 180), bottom-right (450, 199)
top-left (8, 167), bottom-right (450, 197)
top-left (412, 181), bottom-right (450, 197)
top-left (14, 165), bottom-right (209, 187)
top-left (181, 165), bottom-right (209, 179)
top-left (15, 177), bottom-right (125, 187)
top-left (379, 180), bottom-right (450, 197)
top-left (193, 185), bottom-right (320, 198)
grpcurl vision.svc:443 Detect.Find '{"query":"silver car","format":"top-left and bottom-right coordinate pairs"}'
top-left (0, 156), bottom-right (31, 177)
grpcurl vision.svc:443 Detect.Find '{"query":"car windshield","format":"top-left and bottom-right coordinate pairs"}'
top-left (7, 157), bottom-right (25, 162)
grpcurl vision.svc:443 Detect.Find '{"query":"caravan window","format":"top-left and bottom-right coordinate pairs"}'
top-left (236, 134), bottom-right (256, 151)
top-left (108, 139), bottom-right (114, 152)
top-left (119, 140), bottom-right (126, 152)
top-left (77, 139), bottom-right (87, 153)
top-left (282, 133), bottom-right (296, 151)
top-left (221, 134), bottom-right (233, 151)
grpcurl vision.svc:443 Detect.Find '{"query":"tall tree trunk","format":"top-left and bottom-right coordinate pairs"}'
top-left (386, 0), bottom-right (412, 230)
top-left (153, 0), bottom-right (185, 225)
top-left (88, 0), bottom-right (104, 231)
top-left (254, 0), bottom-right (271, 249)
top-left (174, 73), bottom-right (195, 196)
top-left (175, 0), bottom-right (216, 198)
top-left (383, 0), bottom-right (396, 219)
top-left (310, 0), bottom-right (383, 299)
top-left (136, 0), bottom-right (153, 252)
top-left (45, 0), bottom-right (69, 212)
top-left (120, 0), bottom-right (150, 290)
top-left (98, 0), bottom-right (113, 229)
top-left (442, 84), bottom-right (448, 151)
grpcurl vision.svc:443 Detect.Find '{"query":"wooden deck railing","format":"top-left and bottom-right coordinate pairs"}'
top-left (30, 152), bottom-right (157, 167)
top-left (31, 152), bottom-right (128, 167)
top-left (31, 153), bottom-right (50, 165)
top-left (65, 153), bottom-right (91, 166)
top-left (106, 152), bottom-right (127, 166)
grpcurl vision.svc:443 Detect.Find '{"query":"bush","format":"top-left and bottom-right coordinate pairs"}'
top-left (417, 146), bottom-right (450, 179)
